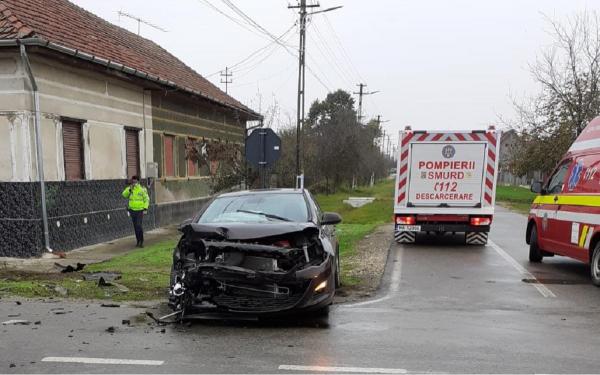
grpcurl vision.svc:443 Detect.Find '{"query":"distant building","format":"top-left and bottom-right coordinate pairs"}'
top-left (0, 0), bottom-right (261, 257)
top-left (498, 129), bottom-right (542, 186)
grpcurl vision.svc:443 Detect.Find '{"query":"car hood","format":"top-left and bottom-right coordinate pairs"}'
top-left (180, 221), bottom-right (319, 240)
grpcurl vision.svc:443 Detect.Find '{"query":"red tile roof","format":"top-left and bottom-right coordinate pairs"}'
top-left (0, 0), bottom-right (258, 117)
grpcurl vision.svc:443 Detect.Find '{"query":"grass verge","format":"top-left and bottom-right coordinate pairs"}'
top-left (495, 185), bottom-right (536, 214)
top-left (316, 179), bottom-right (395, 285)
top-left (0, 179), bottom-right (395, 301)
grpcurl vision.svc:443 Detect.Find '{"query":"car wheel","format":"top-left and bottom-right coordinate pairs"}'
top-left (335, 246), bottom-right (341, 288)
top-left (529, 225), bottom-right (543, 263)
top-left (591, 243), bottom-right (600, 287)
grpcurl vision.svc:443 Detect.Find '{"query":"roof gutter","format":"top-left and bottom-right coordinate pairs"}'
top-left (18, 42), bottom-right (53, 254)
top-left (1, 38), bottom-right (262, 120)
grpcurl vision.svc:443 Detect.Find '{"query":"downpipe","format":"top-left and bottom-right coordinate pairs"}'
top-left (19, 44), bottom-right (52, 253)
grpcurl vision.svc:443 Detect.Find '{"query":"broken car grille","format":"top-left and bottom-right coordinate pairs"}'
top-left (212, 293), bottom-right (304, 312)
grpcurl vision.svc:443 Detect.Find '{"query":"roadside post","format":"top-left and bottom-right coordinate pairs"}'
top-left (245, 128), bottom-right (281, 188)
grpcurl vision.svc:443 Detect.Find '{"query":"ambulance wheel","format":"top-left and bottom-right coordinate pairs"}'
top-left (591, 242), bottom-right (600, 287)
top-left (529, 226), bottom-right (543, 263)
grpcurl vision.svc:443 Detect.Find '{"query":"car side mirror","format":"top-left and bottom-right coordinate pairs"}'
top-left (321, 212), bottom-right (342, 225)
top-left (530, 181), bottom-right (543, 194)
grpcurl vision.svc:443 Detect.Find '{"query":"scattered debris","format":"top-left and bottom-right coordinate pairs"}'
top-left (160, 328), bottom-right (166, 333)
top-left (53, 310), bottom-right (72, 315)
top-left (54, 285), bottom-right (68, 296)
top-left (82, 272), bottom-right (121, 282)
top-left (2, 319), bottom-right (31, 325)
top-left (138, 277), bottom-right (149, 282)
top-left (9, 364), bottom-right (15, 368)
top-left (343, 196), bottom-right (375, 208)
top-left (55, 252), bottom-right (67, 259)
top-left (112, 282), bottom-right (130, 293)
top-left (98, 277), bottom-right (112, 287)
top-left (145, 312), bottom-right (168, 326)
top-left (54, 262), bottom-right (86, 273)
top-left (82, 341), bottom-right (89, 344)
top-left (34, 321), bottom-right (41, 325)
top-left (7, 314), bottom-right (20, 317)
top-left (100, 303), bottom-right (120, 308)
top-left (15, 301), bottom-right (21, 305)
top-left (105, 326), bottom-right (115, 333)
top-left (122, 319), bottom-right (130, 325)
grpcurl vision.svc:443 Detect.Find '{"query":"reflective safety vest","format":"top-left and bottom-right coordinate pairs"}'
top-left (122, 183), bottom-right (149, 211)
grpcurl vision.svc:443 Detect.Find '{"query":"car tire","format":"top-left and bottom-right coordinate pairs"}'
top-left (335, 246), bottom-right (341, 288)
top-left (529, 225), bottom-right (543, 263)
top-left (591, 243), bottom-right (600, 287)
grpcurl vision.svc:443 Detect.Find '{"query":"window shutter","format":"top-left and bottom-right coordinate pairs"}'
top-left (125, 129), bottom-right (140, 178)
top-left (164, 135), bottom-right (175, 177)
top-left (62, 120), bottom-right (84, 181)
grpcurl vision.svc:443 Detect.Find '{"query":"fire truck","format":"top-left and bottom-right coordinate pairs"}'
top-left (528, 116), bottom-right (600, 286)
top-left (393, 126), bottom-right (501, 245)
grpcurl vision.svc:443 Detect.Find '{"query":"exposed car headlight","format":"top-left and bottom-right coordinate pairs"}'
top-left (314, 280), bottom-right (327, 292)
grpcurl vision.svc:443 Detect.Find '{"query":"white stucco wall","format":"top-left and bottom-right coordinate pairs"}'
top-left (0, 51), bottom-right (154, 182)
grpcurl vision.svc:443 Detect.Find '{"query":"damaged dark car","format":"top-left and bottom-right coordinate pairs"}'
top-left (168, 189), bottom-right (342, 319)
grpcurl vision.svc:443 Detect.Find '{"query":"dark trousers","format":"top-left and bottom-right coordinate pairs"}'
top-left (129, 209), bottom-right (144, 244)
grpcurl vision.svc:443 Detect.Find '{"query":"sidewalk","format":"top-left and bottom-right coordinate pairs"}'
top-left (0, 226), bottom-right (180, 274)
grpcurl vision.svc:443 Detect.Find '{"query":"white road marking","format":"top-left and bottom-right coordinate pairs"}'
top-left (279, 364), bottom-right (408, 374)
top-left (488, 240), bottom-right (556, 298)
top-left (41, 357), bottom-right (164, 366)
top-left (344, 246), bottom-right (404, 308)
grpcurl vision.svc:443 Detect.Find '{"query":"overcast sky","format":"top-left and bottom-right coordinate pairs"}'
top-left (73, 0), bottom-right (598, 142)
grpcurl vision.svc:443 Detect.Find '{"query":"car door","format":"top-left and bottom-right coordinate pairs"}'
top-left (541, 159), bottom-right (572, 252)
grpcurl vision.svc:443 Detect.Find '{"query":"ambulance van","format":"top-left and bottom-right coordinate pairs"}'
top-left (528, 116), bottom-right (600, 286)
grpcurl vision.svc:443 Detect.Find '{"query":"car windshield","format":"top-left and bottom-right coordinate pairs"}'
top-left (198, 193), bottom-right (309, 223)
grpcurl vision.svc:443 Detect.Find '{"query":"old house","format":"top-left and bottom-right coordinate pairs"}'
top-left (0, 0), bottom-right (260, 257)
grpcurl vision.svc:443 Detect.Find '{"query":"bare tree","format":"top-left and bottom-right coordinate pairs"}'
top-left (510, 12), bottom-right (600, 175)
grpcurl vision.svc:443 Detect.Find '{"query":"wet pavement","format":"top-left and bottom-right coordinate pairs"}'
top-left (2, 207), bottom-right (600, 373)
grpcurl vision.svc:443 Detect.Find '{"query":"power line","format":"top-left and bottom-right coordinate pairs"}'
top-left (218, 0), bottom-right (331, 91)
top-left (195, 0), bottom-right (267, 39)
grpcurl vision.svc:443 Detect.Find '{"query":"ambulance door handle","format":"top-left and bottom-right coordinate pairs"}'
top-left (553, 195), bottom-right (559, 203)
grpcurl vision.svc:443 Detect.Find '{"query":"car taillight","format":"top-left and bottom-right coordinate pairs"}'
top-left (273, 240), bottom-right (291, 248)
top-left (395, 215), bottom-right (416, 225)
top-left (470, 217), bottom-right (491, 226)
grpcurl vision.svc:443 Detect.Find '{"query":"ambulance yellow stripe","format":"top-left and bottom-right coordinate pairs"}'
top-left (533, 195), bottom-right (600, 207)
top-left (579, 225), bottom-right (589, 247)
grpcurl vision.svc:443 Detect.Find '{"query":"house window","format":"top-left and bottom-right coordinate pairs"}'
top-left (164, 134), bottom-right (175, 177)
top-left (62, 120), bottom-right (84, 181)
top-left (125, 129), bottom-right (140, 179)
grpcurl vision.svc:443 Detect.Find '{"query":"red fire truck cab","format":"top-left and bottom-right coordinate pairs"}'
top-left (527, 116), bottom-right (600, 286)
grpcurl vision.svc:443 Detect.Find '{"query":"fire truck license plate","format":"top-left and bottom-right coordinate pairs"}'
top-left (396, 225), bottom-right (421, 232)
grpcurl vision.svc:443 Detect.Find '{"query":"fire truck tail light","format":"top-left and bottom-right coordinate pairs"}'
top-left (470, 217), bottom-right (491, 226)
top-left (396, 215), bottom-right (416, 225)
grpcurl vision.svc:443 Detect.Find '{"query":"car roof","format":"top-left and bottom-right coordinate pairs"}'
top-left (216, 188), bottom-right (308, 198)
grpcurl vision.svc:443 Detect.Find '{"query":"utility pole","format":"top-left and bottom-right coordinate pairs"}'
top-left (289, 1), bottom-right (318, 177)
top-left (288, 1), bottom-right (341, 176)
top-left (220, 66), bottom-right (233, 94)
top-left (354, 84), bottom-right (379, 123)
top-left (375, 115), bottom-right (389, 152)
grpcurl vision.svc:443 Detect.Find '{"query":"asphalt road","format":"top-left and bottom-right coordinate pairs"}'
top-left (2, 206), bottom-right (600, 374)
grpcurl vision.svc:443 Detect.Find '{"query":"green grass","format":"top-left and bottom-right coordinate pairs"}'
top-left (315, 179), bottom-right (395, 285)
top-left (495, 185), bottom-right (537, 214)
top-left (0, 180), bottom-right (396, 300)
top-left (0, 239), bottom-right (178, 301)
